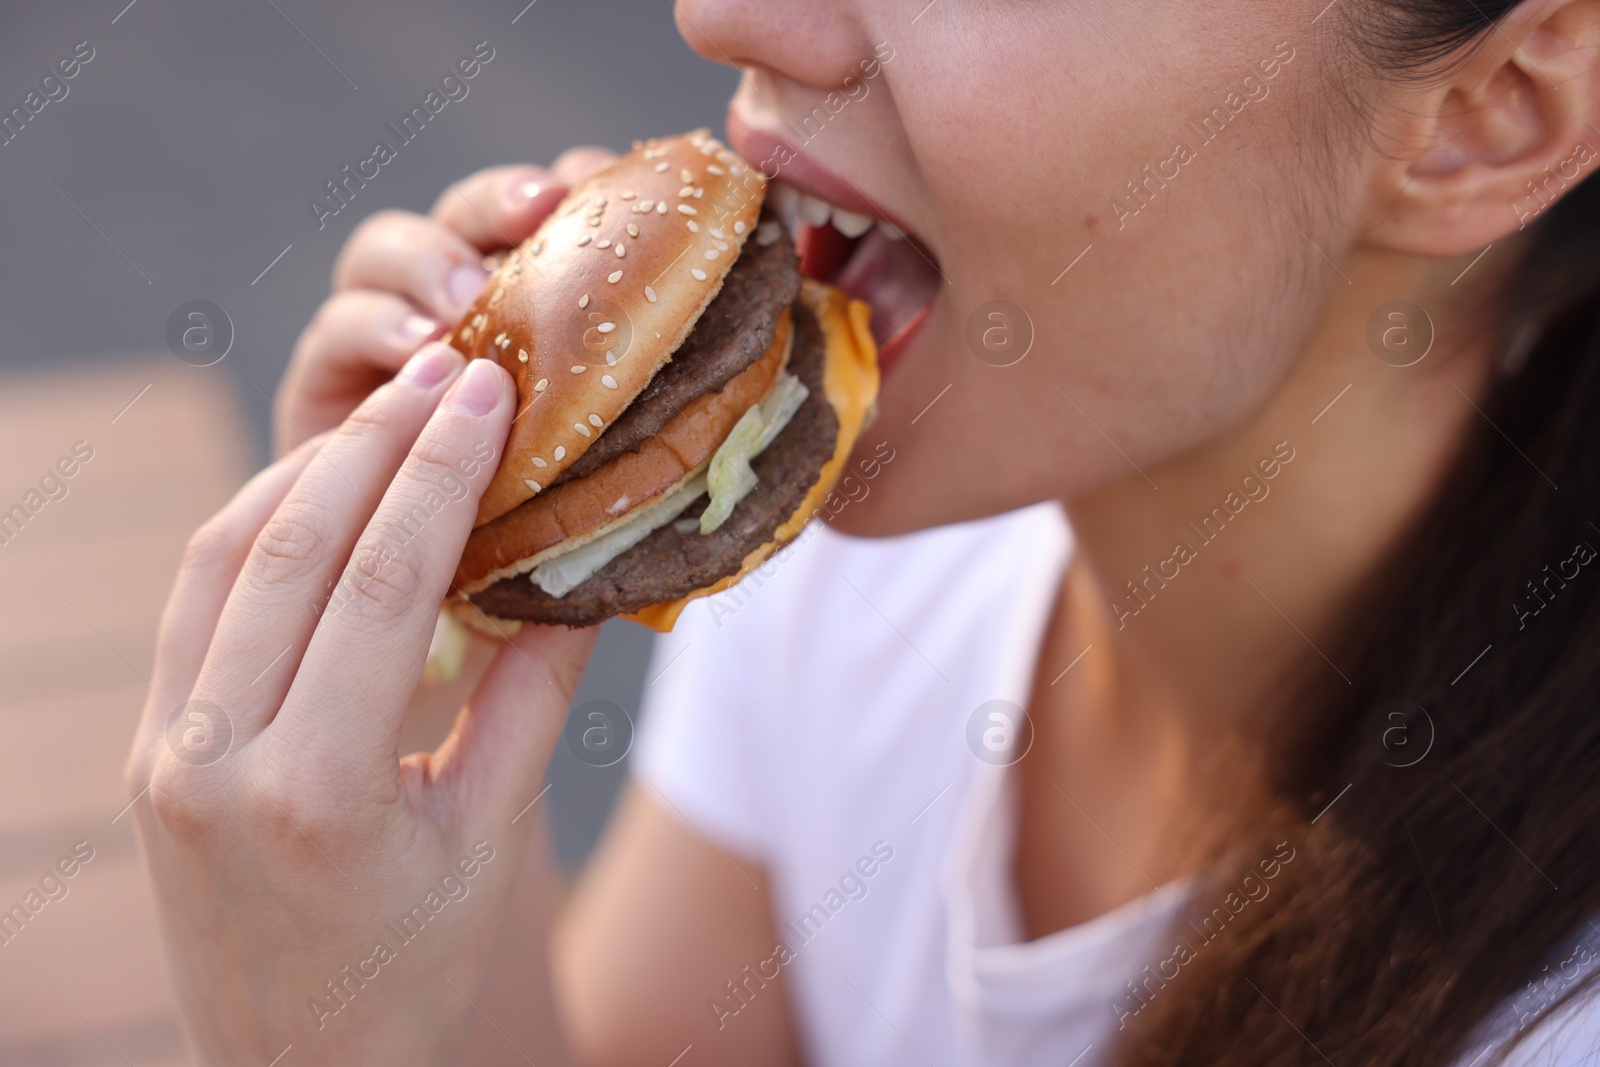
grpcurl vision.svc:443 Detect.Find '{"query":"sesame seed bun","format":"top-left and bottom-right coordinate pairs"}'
top-left (459, 282), bottom-right (881, 632)
top-left (444, 130), bottom-right (766, 527)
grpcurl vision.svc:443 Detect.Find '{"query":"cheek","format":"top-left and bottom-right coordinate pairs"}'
top-left (847, 229), bottom-right (1317, 535)
top-left (846, 25), bottom-right (1333, 533)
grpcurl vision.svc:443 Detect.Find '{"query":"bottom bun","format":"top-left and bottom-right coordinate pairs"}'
top-left (464, 281), bottom-right (878, 631)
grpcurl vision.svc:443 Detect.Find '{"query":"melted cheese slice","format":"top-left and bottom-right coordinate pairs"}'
top-left (624, 282), bottom-right (879, 633)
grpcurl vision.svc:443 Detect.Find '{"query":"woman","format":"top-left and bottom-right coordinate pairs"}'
top-left (127, 0), bottom-right (1600, 1063)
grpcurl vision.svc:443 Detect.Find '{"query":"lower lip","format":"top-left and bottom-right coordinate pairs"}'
top-left (875, 301), bottom-right (932, 382)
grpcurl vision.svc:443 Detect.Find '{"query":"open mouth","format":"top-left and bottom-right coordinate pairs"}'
top-left (765, 179), bottom-right (943, 375)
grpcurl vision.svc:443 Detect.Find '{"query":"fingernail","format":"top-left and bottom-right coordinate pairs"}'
top-left (445, 264), bottom-right (489, 314)
top-left (399, 313), bottom-right (440, 342)
top-left (396, 344), bottom-right (461, 389)
top-left (443, 358), bottom-right (503, 416)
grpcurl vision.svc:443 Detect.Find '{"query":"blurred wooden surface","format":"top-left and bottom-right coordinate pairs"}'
top-left (0, 356), bottom-right (253, 1066)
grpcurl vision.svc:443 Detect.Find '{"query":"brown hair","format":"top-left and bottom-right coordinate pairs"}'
top-left (1115, 4), bottom-right (1600, 1064)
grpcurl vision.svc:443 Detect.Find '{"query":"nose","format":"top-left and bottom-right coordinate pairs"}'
top-left (674, 0), bottom-right (872, 90)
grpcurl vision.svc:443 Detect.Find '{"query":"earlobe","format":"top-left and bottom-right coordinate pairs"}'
top-left (1361, 0), bottom-right (1600, 257)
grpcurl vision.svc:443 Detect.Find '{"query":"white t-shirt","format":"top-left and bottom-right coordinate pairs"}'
top-left (632, 503), bottom-right (1600, 1066)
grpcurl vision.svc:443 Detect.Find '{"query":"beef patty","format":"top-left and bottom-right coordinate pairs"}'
top-left (550, 221), bottom-right (800, 487)
top-left (470, 301), bottom-right (839, 627)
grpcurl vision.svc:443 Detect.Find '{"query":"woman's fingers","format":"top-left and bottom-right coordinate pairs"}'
top-left (332, 210), bottom-right (489, 322)
top-left (548, 145), bottom-right (618, 186)
top-left (130, 437), bottom-right (324, 779)
top-left (437, 622), bottom-right (600, 825)
top-left (428, 150), bottom-right (615, 252)
top-left (270, 358), bottom-right (516, 778)
top-left (276, 290), bottom-right (444, 449)
top-left (193, 344), bottom-right (468, 737)
top-left (430, 164), bottom-right (566, 251)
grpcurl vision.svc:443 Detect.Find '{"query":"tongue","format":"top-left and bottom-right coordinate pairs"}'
top-left (799, 225), bottom-right (942, 350)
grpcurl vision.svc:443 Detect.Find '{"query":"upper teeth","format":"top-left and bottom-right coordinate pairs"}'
top-left (769, 181), bottom-right (904, 242)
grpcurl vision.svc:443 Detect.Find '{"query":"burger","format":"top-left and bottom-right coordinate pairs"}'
top-left (445, 130), bottom-right (879, 631)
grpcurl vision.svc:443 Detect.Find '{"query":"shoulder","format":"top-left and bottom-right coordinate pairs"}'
top-left (629, 503), bottom-right (1071, 854)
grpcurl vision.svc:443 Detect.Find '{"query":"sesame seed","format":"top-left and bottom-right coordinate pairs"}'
top-left (588, 218), bottom-right (602, 227)
top-left (640, 200), bottom-right (654, 211)
top-left (578, 236), bottom-right (592, 246)
top-left (694, 189), bottom-right (704, 198)
top-left (597, 322), bottom-right (617, 334)
top-left (517, 348), bottom-right (529, 362)
top-left (574, 422), bottom-right (592, 438)
top-left (687, 221), bottom-right (700, 233)
top-left (472, 314), bottom-right (487, 328)
top-left (608, 270), bottom-right (623, 283)
top-left (692, 268), bottom-right (707, 281)
top-left (677, 204), bottom-right (697, 216)
top-left (713, 240), bottom-right (729, 251)
top-left (602, 374), bottom-right (618, 388)
top-left (459, 327), bottom-right (473, 342)
top-left (710, 228), bottom-right (726, 239)
top-left (596, 239), bottom-right (612, 249)
top-left (708, 164), bottom-right (726, 175)
top-left (535, 378), bottom-right (548, 391)
top-left (531, 240), bottom-right (544, 255)
top-left (621, 191), bottom-right (637, 200)
top-left (644, 286), bottom-right (657, 303)
top-left (588, 414), bottom-right (603, 427)
top-left (606, 351), bottom-right (618, 365)
top-left (579, 294), bottom-right (589, 309)
top-left (627, 224), bottom-right (639, 237)
top-left (656, 202), bottom-right (667, 215)
top-left (655, 161), bottom-right (670, 173)
top-left (734, 220), bottom-right (747, 234)
top-left (532, 456), bottom-right (547, 468)
top-left (680, 168), bottom-right (693, 182)
top-left (554, 445), bottom-right (566, 460)
top-left (705, 249), bottom-right (719, 260)
top-left (570, 365), bottom-right (586, 374)
top-left (615, 244), bottom-right (626, 258)
top-left (679, 186), bottom-right (695, 198)
top-left (525, 478), bottom-right (541, 492)
top-left (494, 332), bottom-right (511, 349)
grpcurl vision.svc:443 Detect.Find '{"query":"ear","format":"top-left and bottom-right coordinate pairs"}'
top-left (1363, 0), bottom-right (1600, 257)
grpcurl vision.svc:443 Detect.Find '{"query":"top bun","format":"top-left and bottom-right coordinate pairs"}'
top-left (446, 130), bottom-right (767, 527)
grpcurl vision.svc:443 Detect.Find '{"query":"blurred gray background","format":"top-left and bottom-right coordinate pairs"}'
top-left (0, 0), bottom-right (738, 865)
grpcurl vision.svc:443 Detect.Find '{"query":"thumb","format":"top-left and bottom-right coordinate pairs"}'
top-left (438, 621), bottom-right (600, 822)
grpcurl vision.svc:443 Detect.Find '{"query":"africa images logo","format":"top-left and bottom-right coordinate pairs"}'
top-left (307, 42), bottom-right (497, 231)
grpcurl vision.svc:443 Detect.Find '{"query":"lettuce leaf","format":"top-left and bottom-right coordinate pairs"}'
top-left (699, 373), bottom-right (809, 534)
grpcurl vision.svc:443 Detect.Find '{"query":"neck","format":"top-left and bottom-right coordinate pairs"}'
top-left (1050, 246), bottom-right (1496, 819)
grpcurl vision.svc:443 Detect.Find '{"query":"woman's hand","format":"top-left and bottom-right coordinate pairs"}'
top-left (127, 347), bottom-right (597, 1065)
top-left (274, 148), bottom-right (617, 456)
